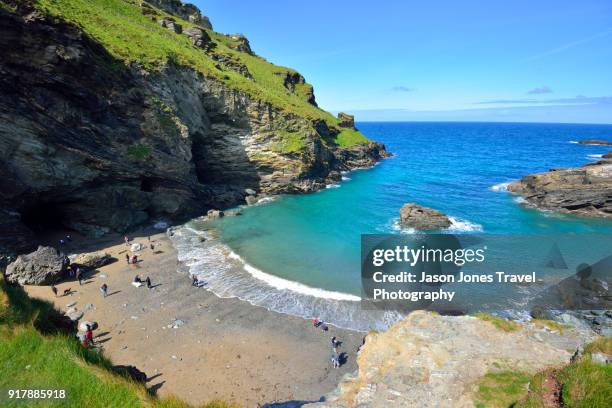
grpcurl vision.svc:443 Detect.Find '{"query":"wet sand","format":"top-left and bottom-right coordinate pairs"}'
top-left (25, 230), bottom-right (362, 407)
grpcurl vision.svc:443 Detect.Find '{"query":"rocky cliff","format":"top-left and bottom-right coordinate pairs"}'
top-left (309, 312), bottom-right (590, 408)
top-left (0, 0), bottom-right (386, 258)
top-left (508, 154), bottom-right (612, 218)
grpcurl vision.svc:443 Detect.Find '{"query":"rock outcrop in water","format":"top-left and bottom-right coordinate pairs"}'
top-left (578, 139), bottom-right (612, 146)
top-left (399, 203), bottom-right (451, 230)
top-left (0, 0), bottom-right (386, 259)
top-left (308, 311), bottom-right (590, 408)
top-left (508, 154), bottom-right (612, 218)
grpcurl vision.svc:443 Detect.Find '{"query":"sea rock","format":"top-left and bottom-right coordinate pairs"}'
top-left (337, 112), bottom-right (355, 128)
top-left (399, 203), bottom-right (451, 230)
top-left (245, 195), bottom-right (258, 206)
top-left (308, 311), bottom-right (590, 408)
top-left (244, 188), bottom-right (256, 196)
top-left (5, 246), bottom-right (68, 285)
top-left (130, 243), bottom-right (144, 252)
top-left (67, 310), bottom-right (84, 321)
top-left (507, 155), bottom-right (612, 218)
top-left (578, 139), bottom-right (612, 146)
top-left (69, 251), bottom-right (112, 269)
top-left (207, 209), bottom-right (224, 219)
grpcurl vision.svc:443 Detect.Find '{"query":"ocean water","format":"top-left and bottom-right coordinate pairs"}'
top-left (172, 122), bottom-right (612, 331)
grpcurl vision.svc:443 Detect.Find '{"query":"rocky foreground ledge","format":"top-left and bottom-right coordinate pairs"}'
top-left (508, 153), bottom-right (612, 218)
top-left (308, 311), bottom-right (593, 408)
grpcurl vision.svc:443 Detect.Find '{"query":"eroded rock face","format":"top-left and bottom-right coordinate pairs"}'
top-left (144, 0), bottom-right (212, 30)
top-left (578, 139), bottom-right (612, 146)
top-left (399, 203), bottom-right (451, 230)
top-left (0, 7), bottom-right (386, 257)
top-left (309, 311), bottom-right (589, 408)
top-left (5, 246), bottom-right (68, 285)
top-left (507, 155), bottom-right (612, 218)
top-left (337, 112), bottom-right (355, 128)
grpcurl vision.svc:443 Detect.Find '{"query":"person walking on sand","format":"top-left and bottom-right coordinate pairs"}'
top-left (100, 283), bottom-right (108, 298)
top-left (124, 235), bottom-right (129, 246)
top-left (77, 269), bottom-right (84, 285)
top-left (125, 253), bottom-right (130, 264)
top-left (51, 285), bottom-right (58, 297)
top-left (331, 336), bottom-right (340, 353)
top-left (145, 276), bottom-right (152, 289)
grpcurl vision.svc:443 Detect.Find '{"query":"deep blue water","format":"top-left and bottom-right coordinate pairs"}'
top-left (212, 122), bottom-right (612, 296)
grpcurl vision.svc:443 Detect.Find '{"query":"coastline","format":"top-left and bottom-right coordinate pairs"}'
top-left (24, 230), bottom-right (363, 407)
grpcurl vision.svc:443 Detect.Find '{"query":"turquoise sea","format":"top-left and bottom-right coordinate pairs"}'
top-left (171, 122), bottom-right (612, 330)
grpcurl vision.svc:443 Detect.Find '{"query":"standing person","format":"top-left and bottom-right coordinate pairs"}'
top-left (85, 325), bottom-right (94, 346)
top-left (100, 283), bottom-right (108, 298)
top-left (124, 235), bottom-right (129, 246)
top-left (145, 276), bottom-right (152, 289)
top-left (150, 243), bottom-right (154, 251)
top-left (77, 269), bottom-right (84, 285)
top-left (125, 253), bottom-right (130, 264)
top-left (331, 336), bottom-right (340, 353)
top-left (51, 285), bottom-right (58, 297)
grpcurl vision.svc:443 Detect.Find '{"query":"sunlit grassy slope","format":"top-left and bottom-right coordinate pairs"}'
top-left (29, 0), bottom-right (367, 147)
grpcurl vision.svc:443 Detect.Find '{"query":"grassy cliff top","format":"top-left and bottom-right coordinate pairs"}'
top-left (21, 0), bottom-right (367, 147)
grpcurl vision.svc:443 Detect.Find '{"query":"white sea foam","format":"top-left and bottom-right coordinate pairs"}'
top-left (490, 181), bottom-right (511, 192)
top-left (513, 196), bottom-right (527, 204)
top-left (587, 154), bottom-right (603, 159)
top-left (169, 224), bottom-right (402, 331)
top-left (326, 183), bottom-right (341, 189)
top-left (447, 217), bottom-right (483, 232)
top-left (341, 176), bottom-right (351, 181)
top-left (569, 140), bottom-right (579, 144)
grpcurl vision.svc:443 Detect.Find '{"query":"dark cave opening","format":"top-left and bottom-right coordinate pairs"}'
top-left (140, 177), bottom-right (154, 192)
top-left (20, 201), bottom-right (67, 232)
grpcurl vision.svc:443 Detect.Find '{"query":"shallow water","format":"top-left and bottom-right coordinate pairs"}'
top-left (176, 122), bottom-right (612, 330)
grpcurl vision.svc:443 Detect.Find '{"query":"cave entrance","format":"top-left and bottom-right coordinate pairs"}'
top-left (20, 201), bottom-right (67, 232)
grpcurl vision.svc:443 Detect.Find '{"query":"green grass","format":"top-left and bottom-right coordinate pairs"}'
top-left (474, 371), bottom-right (532, 408)
top-left (0, 277), bottom-right (233, 408)
top-left (27, 0), bottom-right (368, 147)
top-left (269, 131), bottom-right (308, 154)
top-left (127, 144), bottom-right (152, 159)
top-left (473, 313), bottom-right (520, 332)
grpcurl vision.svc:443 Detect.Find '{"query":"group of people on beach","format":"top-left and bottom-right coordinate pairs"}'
top-left (312, 318), bottom-right (344, 369)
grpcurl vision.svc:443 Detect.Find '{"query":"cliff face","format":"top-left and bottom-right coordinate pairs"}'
top-left (0, 0), bottom-right (386, 257)
top-left (508, 155), bottom-right (612, 218)
top-left (309, 312), bottom-right (589, 408)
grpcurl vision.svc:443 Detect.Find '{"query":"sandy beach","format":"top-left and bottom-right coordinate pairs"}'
top-left (24, 230), bottom-right (362, 407)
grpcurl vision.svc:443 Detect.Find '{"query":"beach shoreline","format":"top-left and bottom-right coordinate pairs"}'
top-left (24, 229), bottom-right (362, 407)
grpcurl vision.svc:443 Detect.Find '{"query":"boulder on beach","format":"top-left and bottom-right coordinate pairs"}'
top-left (399, 203), bottom-right (451, 230)
top-left (5, 246), bottom-right (69, 285)
top-left (69, 251), bottom-right (112, 269)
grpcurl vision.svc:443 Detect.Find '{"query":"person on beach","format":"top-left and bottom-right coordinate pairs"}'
top-left (85, 325), bottom-right (94, 346)
top-left (150, 243), bottom-right (155, 251)
top-left (145, 276), bottom-right (152, 289)
top-left (131, 254), bottom-right (138, 264)
top-left (125, 253), bottom-right (130, 264)
top-left (331, 352), bottom-right (340, 369)
top-left (312, 318), bottom-right (320, 328)
top-left (124, 235), bottom-right (129, 246)
top-left (66, 265), bottom-right (73, 278)
top-left (191, 275), bottom-right (198, 287)
top-left (51, 285), bottom-right (58, 297)
top-left (78, 331), bottom-right (88, 348)
top-left (59, 239), bottom-right (65, 247)
top-left (77, 269), bottom-right (83, 285)
top-left (100, 283), bottom-right (108, 297)
top-left (134, 275), bottom-right (142, 284)
top-left (331, 336), bottom-right (340, 353)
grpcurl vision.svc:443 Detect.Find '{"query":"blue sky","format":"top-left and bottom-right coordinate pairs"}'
top-left (194, 0), bottom-right (612, 123)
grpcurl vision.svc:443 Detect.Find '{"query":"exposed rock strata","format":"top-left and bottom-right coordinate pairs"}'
top-left (578, 139), bottom-right (612, 146)
top-left (0, 4), bottom-right (386, 258)
top-left (308, 311), bottom-right (589, 408)
top-left (144, 0), bottom-right (211, 29)
top-left (508, 155), bottom-right (612, 218)
top-left (399, 203), bottom-right (451, 230)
